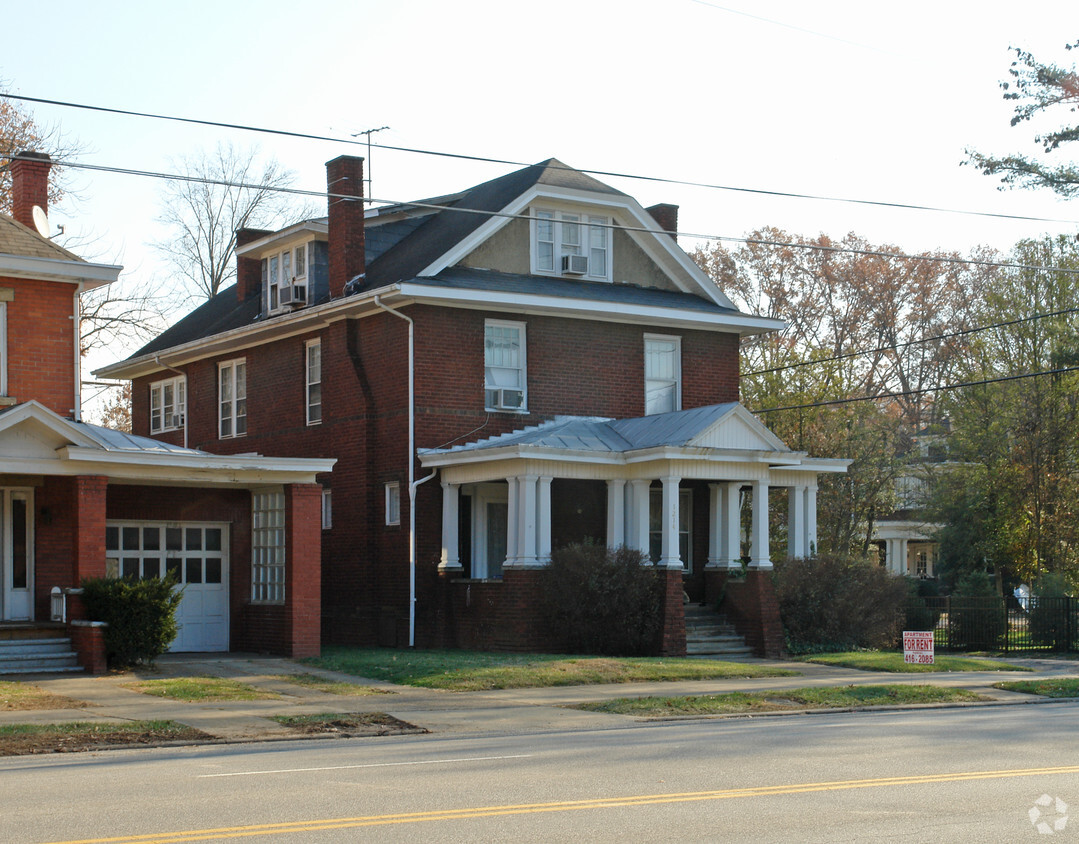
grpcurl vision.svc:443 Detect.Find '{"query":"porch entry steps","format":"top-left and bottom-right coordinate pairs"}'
top-left (0, 635), bottom-right (83, 675)
top-left (683, 603), bottom-right (755, 657)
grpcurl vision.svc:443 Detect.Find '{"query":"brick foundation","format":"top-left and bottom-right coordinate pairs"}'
top-left (709, 569), bottom-right (787, 658)
top-left (659, 567), bottom-right (686, 656)
top-left (68, 621), bottom-right (107, 674)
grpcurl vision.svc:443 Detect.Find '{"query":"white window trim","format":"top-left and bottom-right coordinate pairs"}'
top-left (530, 207), bottom-right (612, 282)
top-left (644, 333), bottom-right (682, 416)
top-left (0, 301), bottom-right (7, 397)
top-left (321, 488), bottom-right (332, 530)
top-left (469, 483), bottom-right (508, 580)
top-left (263, 243), bottom-right (311, 315)
top-left (385, 482), bottom-right (401, 527)
top-left (305, 339), bottom-right (322, 426)
top-left (149, 375), bottom-right (186, 435)
top-left (218, 358), bottom-right (247, 439)
top-left (484, 319), bottom-right (527, 413)
top-left (251, 489), bottom-right (286, 604)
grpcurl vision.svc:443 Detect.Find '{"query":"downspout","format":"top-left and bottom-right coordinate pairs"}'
top-left (373, 295), bottom-right (435, 647)
top-left (154, 355), bottom-right (189, 449)
top-left (73, 285), bottom-right (83, 421)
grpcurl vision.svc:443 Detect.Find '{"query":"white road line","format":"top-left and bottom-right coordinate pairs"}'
top-left (198, 754), bottom-right (534, 778)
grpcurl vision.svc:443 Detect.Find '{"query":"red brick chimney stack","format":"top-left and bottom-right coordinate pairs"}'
top-left (235, 228), bottom-right (273, 302)
top-left (9, 151), bottom-right (52, 230)
top-left (326, 155), bottom-right (366, 299)
top-left (646, 203), bottom-right (679, 242)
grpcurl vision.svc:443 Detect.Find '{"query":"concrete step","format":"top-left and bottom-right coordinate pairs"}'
top-left (683, 604), bottom-right (754, 656)
top-left (0, 637), bottom-right (83, 675)
top-left (0, 638), bottom-right (74, 656)
top-left (686, 643), bottom-right (756, 656)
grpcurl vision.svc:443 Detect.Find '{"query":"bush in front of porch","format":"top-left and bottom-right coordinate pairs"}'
top-left (80, 576), bottom-right (183, 668)
top-left (772, 554), bottom-right (908, 653)
top-left (541, 543), bottom-right (663, 656)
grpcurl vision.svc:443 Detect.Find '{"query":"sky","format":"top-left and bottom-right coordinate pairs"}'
top-left (2, 0), bottom-right (1077, 395)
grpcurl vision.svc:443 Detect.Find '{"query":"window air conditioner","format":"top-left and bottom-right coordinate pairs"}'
top-left (561, 254), bottom-right (588, 275)
top-left (280, 284), bottom-right (307, 307)
top-left (169, 413), bottom-right (185, 428)
top-left (495, 388), bottom-right (525, 410)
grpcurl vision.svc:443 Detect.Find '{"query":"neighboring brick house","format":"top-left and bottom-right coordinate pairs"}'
top-left (0, 153), bottom-right (332, 665)
top-left (98, 156), bottom-right (847, 656)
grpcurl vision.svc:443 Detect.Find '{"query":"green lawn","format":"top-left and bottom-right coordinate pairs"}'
top-left (304, 647), bottom-right (797, 691)
top-left (122, 676), bottom-right (280, 702)
top-left (799, 651), bottom-right (1030, 673)
top-left (574, 684), bottom-right (987, 716)
top-left (994, 678), bottom-right (1079, 698)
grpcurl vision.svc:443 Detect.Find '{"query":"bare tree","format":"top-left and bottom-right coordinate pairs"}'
top-left (155, 143), bottom-right (314, 302)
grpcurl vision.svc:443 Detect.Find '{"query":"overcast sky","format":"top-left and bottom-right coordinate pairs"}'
top-left (3, 1), bottom-right (1077, 377)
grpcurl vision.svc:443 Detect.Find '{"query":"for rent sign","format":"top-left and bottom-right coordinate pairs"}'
top-left (903, 631), bottom-right (934, 664)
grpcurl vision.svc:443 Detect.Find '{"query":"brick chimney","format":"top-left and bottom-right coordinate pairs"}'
top-left (9, 151), bottom-right (52, 229)
top-left (326, 155), bottom-right (365, 299)
top-left (235, 228), bottom-right (273, 302)
top-left (646, 203), bottom-right (679, 242)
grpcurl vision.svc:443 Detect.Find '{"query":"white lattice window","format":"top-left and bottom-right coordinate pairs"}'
top-left (252, 490), bottom-right (285, 603)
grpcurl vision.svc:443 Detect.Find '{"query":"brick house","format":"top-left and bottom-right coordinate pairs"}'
top-left (98, 155), bottom-right (846, 656)
top-left (0, 153), bottom-right (332, 666)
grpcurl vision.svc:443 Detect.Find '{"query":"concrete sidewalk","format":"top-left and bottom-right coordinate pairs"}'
top-left (1, 654), bottom-right (1077, 743)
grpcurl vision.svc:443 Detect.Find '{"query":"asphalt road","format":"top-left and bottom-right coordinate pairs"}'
top-left (3, 702), bottom-right (1077, 843)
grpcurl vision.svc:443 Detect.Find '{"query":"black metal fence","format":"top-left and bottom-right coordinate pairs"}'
top-left (905, 596), bottom-right (1079, 653)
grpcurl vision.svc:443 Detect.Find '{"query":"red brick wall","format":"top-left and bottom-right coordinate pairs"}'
top-left (129, 302), bottom-right (743, 649)
top-left (285, 483), bottom-right (322, 657)
top-left (2, 276), bottom-right (77, 416)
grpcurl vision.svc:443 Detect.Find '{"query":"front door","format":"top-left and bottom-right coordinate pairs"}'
top-left (1, 489), bottom-right (33, 621)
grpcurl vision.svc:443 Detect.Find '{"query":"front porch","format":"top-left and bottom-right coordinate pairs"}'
top-left (419, 404), bottom-right (848, 656)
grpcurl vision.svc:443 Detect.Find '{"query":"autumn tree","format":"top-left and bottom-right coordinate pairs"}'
top-left (966, 41), bottom-right (1079, 197)
top-left (0, 90), bottom-right (79, 214)
top-left (155, 143), bottom-right (314, 302)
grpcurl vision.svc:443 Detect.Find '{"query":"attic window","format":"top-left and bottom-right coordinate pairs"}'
top-left (263, 243), bottom-right (309, 313)
top-left (532, 209), bottom-right (611, 281)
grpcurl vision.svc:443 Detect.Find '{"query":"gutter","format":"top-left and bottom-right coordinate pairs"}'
top-left (373, 295), bottom-right (436, 648)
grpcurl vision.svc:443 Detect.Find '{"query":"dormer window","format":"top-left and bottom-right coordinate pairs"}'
top-left (532, 209), bottom-right (611, 281)
top-left (262, 243), bottom-right (310, 313)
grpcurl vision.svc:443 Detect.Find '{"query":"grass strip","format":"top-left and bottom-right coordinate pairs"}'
top-left (799, 651), bottom-right (1030, 673)
top-left (275, 673), bottom-right (392, 696)
top-left (574, 684), bottom-right (987, 716)
top-left (0, 719), bottom-right (198, 738)
top-left (0, 680), bottom-right (85, 711)
top-left (994, 678), bottom-right (1079, 698)
top-left (121, 676), bottom-right (279, 702)
top-left (304, 647), bottom-right (797, 691)
top-left (270, 712), bottom-right (406, 728)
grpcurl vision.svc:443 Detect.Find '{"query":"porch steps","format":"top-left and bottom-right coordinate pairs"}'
top-left (0, 637), bottom-right (82, 674)
top-left (684, 604), bottom-right (755, 657)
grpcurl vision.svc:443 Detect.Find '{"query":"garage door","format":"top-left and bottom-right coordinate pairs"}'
top-left (105, 522), bottom-right (229, 652)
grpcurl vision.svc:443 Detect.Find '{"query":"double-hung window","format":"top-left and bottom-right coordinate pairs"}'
top-left (149, 376), bottom-right (186, 434)
top-left (219, 359), bottom-right (247, 438)
top-left (532, 209), bottom-right (611, 281)
top-left (306, 339), bottom-right (321, 425)
top-left (644, 334), bottom-right (681, 415)
top-left (263, 243), bottom-right (309, 313)
top-left (484, 320), bottom-right (526, 411)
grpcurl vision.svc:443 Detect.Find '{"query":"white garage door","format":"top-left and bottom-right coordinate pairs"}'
top-left (105, 522), bottom-right (229, 652)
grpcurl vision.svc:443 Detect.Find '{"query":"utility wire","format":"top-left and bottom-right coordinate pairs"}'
top-left (744, 306), bottom-right (1079, 377)
top-left (753, 364), bottom-right (1079, 414)
top-left (11, 153), bottom-right (1079, 278)
top-left (5, 92), bottom-right (1079, 228)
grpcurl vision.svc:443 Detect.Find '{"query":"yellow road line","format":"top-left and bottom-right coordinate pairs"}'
top-left (41, 764), bottom-right (1079, 844)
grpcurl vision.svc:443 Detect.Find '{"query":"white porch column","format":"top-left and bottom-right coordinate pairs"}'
top-left (787, 484), bottom-right (806, 559)
top-left (659, 476), bottom-right (682, 569)
top-left (896, 537), bottom-right (909, 575)
top-left (748, 479), bottom-right (771, 570)
top-left (722, 482), bottom-right (742, 568)
top-left (537, 476), bottom-right (553, 564)
top-left (706, 483), bottom-right (722, 568)
top-left (805, 483), bottom-right (818, 557)
top-left (504, 476), bottom-right (519, 568)
top-left (606, 479), bottom-right (626, 550)
top-left (515, 474), bottom-right (538, 567)
top-left (439, 481), bottom-right (462, 572)
top-left (627, 479), bottom-right (651, 559)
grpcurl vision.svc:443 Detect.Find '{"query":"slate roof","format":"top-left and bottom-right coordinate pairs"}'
top-left (0, 213), bottom-right (84, 261)
top-left (134, 284), bottom-right (262, 358)
top-left (420, 403), bottom-right (754, 456)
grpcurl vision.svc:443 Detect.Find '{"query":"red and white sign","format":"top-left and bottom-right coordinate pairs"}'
top-left (903, 630), bottom-right (934, 664)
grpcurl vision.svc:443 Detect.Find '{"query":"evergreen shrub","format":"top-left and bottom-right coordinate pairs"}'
top-left (80, 576), bottom-right (183, 668)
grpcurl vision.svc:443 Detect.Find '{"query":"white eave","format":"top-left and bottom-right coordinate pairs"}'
top-left (95, 280), bottom-right (782, 381)
top-left (235, 221), bottom-right (329, 257)
top-left (0, 253), bottom-right (122, 289)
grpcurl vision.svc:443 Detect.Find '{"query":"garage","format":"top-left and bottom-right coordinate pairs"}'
top-left (105, 521), bottom-right (229, 652)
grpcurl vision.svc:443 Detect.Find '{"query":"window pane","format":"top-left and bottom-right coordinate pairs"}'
top-left (143, 558), bottom-right (160, 580)
top-left (186, 528), bottom-right (202, 550)
top-left (123, 559), bottom-right (139, 579)
top-left (166, 527), bottom-right (182, 551)
top-left (166, 559), bottom-right (181, 581)
top-left (205, 558), bottom-right (222, 584)
top-left (206, 528), bottom-right (222, 552)
top-left (186, 559), bottom-right (203, 584)
top-left (10, 498), bottom-right (26, 589)
top-left (106, 526), bottom-right (119, 551)
top-left (122, 527), bottom-right (140, 550)
top-left (294, 245), bottom-right (306, 277)
top-left (143, 527), bottom-right (160, 550)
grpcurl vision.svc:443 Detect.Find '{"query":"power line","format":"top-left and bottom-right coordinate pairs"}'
top-left (753, 364), bottom-right (1079, 414)
top-left (5, 92), bottom-right (1079, 228)
top-left (12, 152), bottom-right (1079, 278)
top-left (744, 306), bottom-right (1079, 377)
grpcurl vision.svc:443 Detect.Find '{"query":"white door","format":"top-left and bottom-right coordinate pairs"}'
top-left (1, 489), bottom-right (33, 621)
top-left (105, 521), bottom-right (229, 652)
